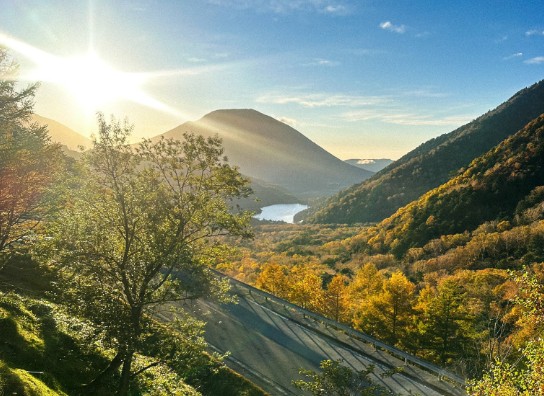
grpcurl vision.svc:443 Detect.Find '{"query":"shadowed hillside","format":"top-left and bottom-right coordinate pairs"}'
top-left (156, 109), bottom-right (373, 199)
top-left (309, 80), bottom-right (544, 223)
top-left (358, 113), bottom-right (544, 256)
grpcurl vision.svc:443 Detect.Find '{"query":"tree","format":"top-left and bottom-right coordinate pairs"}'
top-left (415, 279), bottom-right (474, 365)
top-left (44, 114), bottom-right (253, 394)
top-left (468, 268), bottom-right (544, 395)
top-left (354, 271), bottom-right (415, 346)
top-left (0, 49), bottom-right (63, 269)
top-left (324, 274), bottom-right (348, 322)
top-left (255, 262), bottom-right (289, 298)
top-left (293, 359), bottom-right (396, 396)
top-left (346, 263), bottom-right (384, 320)
top-left (288, 265), bottom-right (325, 312)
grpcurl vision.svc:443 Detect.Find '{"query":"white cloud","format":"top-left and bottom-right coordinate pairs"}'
top-left (322, 4), bottom-right (349, 15)
top-left (303, 58), bottom-right (340, 67)
top-left (525, 56), bottom-right (544, 65)
top-left (400, 89), bottom-right (449, 98)
top-left (256, 92), bottom-right (389, 108)
top-left (257, 88), bottom-right (471, 128)
top-left (379, 21), bottom-right (407, 34)
top-left (275, 116), bottom-right (298, 127)
top-left (503, 52), bottom-right (523, 61)
top-left (526, 29), bottom-right (544, 37)
top-left (342, 109), bottom-right (475, 126)
top-left (187, 57), bottom-right (207, 63)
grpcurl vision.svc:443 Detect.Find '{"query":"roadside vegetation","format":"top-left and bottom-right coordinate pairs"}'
top-left (0, 49), bottom-right (265, 395)
top-left (221, 217), bottom-right (544, 392)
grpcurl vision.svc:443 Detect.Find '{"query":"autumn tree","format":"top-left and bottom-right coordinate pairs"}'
top-left (324, 274), bottom-right (348, 322)
top-left (0, 49), bottom-right (63, 269)
top-left (346, 262), bottom-right (384, 320)
top-left (288, 265), bottom-right (325, 312)
top-left (468, 267), bottom-right (544, 395)
top-left (415, 278), bottom-right (475, 365)
top-left (354, 271), bottom-right (416, 346)
top-left (44, 115), bottom-right (253, 395)
top-left (255, 262), bottom-right (289, 298)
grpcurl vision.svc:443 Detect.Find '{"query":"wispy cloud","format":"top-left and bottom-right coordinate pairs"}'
top-left (526, 29), bottom-right (544, 37)
top-left (399, 89), bottom-right (449, 98)
top-left (303, 58), bottom-right (340, 67)
top-left (379, 21), bottom-right (407, 34)
top-left (257, 88), bottom-right (471, 127)
top-left (322, 4), bottom-right (349, 15)
top-left (207, 0), bottom-right (352, 15)
top-left (256, 92), bottom-right (389, 108)
top-left (275, 116), bottom-right (298, 127)
top-left (342, 109), bottom-right (475, 126)
top-left (525, 56), bottom-right (544, 65)
top-left (503, 52), bottom-right (523, 61)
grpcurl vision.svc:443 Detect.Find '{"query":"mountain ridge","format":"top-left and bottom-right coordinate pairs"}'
top-left (156, 109), bottom-right (373, 199)
top-left (357, 112), bottom-right (544, 256)
top-left (32, 114), bottom-right (92, 151)
top-left (308, 80), bottom-right (544, 223)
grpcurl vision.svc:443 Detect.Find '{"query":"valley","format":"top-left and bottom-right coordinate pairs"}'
top-left (3, 34), bottom-right (544, 394)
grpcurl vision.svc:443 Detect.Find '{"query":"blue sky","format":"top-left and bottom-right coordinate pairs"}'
top-left (1, 0), bottom-right (543, 159)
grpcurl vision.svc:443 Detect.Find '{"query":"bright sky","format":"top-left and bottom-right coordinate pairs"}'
top-left (1, 0), bottom-right (543, 159)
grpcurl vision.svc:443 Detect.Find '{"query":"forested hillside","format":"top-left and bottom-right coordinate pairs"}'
top-left (356, 113), bottom-right (544, 257)
top-left (220, 114), bottom-right (544, 383)
top-left (309, 80), bottom-right (544, 224)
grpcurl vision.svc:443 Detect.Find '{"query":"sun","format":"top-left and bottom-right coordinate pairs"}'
top-left (0, 33), bottom-right (180, 116)
top-left (33, 51), bottom-right (145, 112)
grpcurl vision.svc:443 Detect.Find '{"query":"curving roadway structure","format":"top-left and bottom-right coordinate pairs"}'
top-left (181, 278), bottom-right (467, 396)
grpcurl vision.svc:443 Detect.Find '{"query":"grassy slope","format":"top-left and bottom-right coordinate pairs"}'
top-left (0, 257), bottom-right (266, 395)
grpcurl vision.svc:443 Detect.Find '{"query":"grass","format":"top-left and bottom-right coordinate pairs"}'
top-left (0, 255), bottom-right (267, 395)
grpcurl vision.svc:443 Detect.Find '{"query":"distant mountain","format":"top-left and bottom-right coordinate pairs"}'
top-left (308, 80), bottom-right (544, 223)
top-left (155, 109), bottom-right (373, 199)
top-left (32, 114), bottom-right (92, 151)
top-left (359, 113), bottom-right (544, 256)
top-left (345, 158), bottom-right (393, 173)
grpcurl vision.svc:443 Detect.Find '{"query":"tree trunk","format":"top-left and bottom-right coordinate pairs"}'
top-left (118, 305), bottom-right (142, 395)
top-left (117, 349), bottom-right (134, 396)
top-left (82, 351), bottom-right (123, 392)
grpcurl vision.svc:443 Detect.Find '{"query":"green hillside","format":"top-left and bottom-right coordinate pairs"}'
top-left (308, 80), bottom-right (544, 224)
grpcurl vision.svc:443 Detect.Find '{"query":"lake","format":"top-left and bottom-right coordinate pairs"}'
top-left (253, 203), bottom-right (309, 223)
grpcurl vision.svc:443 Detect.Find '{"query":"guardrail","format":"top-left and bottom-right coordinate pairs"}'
top-left (212, 269), bottom-right (466, 388)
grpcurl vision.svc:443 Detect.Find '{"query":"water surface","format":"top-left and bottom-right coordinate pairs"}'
top-left (254, 203), bottom-right (308, 223)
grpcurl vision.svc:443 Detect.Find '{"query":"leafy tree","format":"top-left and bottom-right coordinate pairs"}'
top-left (293, 359), bottom-right (396, 396)
top-left (0, 49), bottom-right (64, 269)
top-left (346, 263), bottom-right (384, 313)
top-left (44, 115), bottom-right (253, 394)
top-left (255, 262), bottom-right (289, 298)
top-left (354, 271), bottom-right (415, 346)
top-left (324, 274), bottom-right (348, 322)
top-left (415, 279), bottom-right (474, 365)
top-left (288, 265), bottom-right (325, 312)
top-left (468, 268), bottom-right (544, 395)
